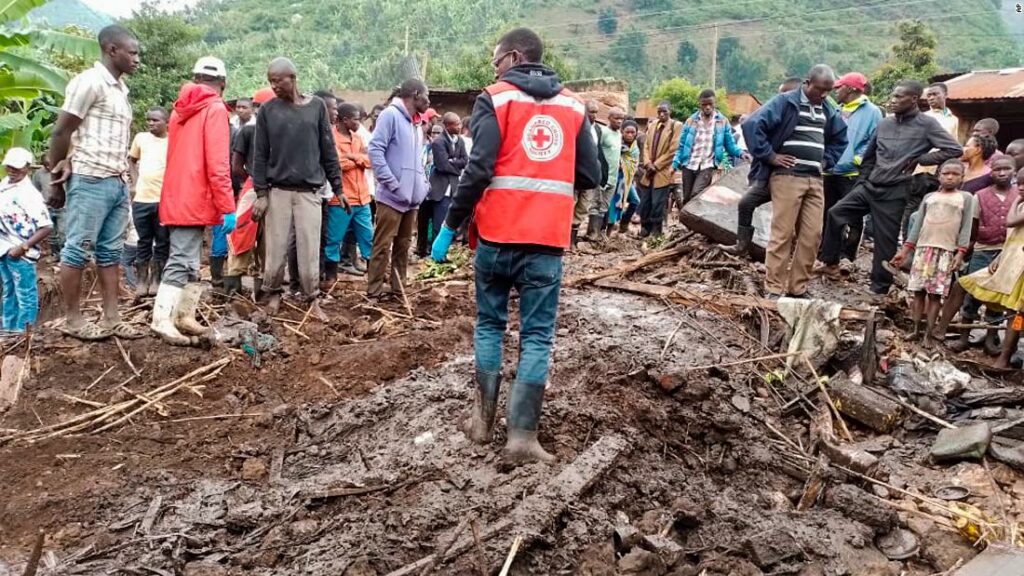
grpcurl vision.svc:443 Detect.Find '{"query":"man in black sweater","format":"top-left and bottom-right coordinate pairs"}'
top-left (818, 79), bottom-right (962, 295)
top-left (251, 57), bottom-right (347, 319)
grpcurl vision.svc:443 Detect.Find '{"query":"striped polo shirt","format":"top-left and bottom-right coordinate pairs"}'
top-left (62, 62), bottom-right (133, 178)
top-left (778, 90), bottom-right (826, 177)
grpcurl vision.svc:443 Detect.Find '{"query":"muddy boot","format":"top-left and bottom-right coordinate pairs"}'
top-left (461, 370), bottom-right (501, 444)
top-left (582, 214), bottom-right (603, 242)
top-left (149, 259), bottom-right (164, 295)
top-left (503, 381), bottom-right (556, 464)
top-left (223, 275), bottom-right (242, 296)
top-left (151, 284), bottom-right (195, 346)
top-left (984, 328), bottom-right (1002, 357)
top-left (210, 256), bottom-right (225, 289)
top-left (173, 282), bottom-right (209, 337)
top-left (321, 261), bottom-right (339, 288)
top-left (135, 261), bottom-right (151, 298)
top-left (720, 225), bottom-right (754, 257)
top-left (252, 277), bottom-right (264, 301)
top-left (570, 228), bottom-right (578, 249)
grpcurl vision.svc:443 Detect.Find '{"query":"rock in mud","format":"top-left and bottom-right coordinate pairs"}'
top-left (824, 484), bottom-right (897, 534)
top-left (930, 423), bottom-right (992, 463)
top-left (618, 548), bottom-right (668, 575)
top-left (241, 458), bottom-right (267, 481)
top-left (225, 501), bottom-right (264, 532)
top-left (641, 534), bottom-right (684, 566)
top-left (288, 519), bottom-right (318, 538)
top-left (342, 556), bottom-right (378, 576)
top-left (987, 441), bottom-right (1024, 471)
top-left (744, 527), bottom-right (802, 568)
top-left (955, 544), bottom-right (1024, 576)
top-left (650, 371), bottom-right (685, 393)
top-left (917, 521), bottom-right (978, 570)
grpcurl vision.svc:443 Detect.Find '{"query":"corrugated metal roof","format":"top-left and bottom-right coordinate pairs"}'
top-left (946, 68), bottom-right (1024, 101)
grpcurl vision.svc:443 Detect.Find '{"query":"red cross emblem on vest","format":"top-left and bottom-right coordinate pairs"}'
top-left (522, 115), bottom-right (564, 162)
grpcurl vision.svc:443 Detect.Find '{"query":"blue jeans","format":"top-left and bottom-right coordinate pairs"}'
top-left (474, 244), bottom-right (563, 387)
top-left (962, 249), bottom-right (1002, 322)
top-left (61, 174), bottom-right (129, 269)
top-left (0, 255), bottom-right (38, 331)
top-left (324, 204), bottom-right (373, 263)
top-left (211, 224), bottom-right (229, 258)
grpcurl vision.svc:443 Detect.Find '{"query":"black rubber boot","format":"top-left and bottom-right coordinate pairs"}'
top-left (322, 260), bottom-right (339, 283)
top-left (135, 261), bottom-right (151, 298)
top-left (149, 259), bottom-right (165, 295)
top-left (222, 275), bottom-right (242, 296)
top-left (720, 225), bottom-right (754, 257)
top-left (503, 381), bottom-right (556, 464)
top-left (210, 256), bottom-right (225, 289)
top-left (583, 214), bottom-right (603, 242)
top-left (619, 204), bottom-right (636, 233)
top-left (461, 370), bottom-right (501, 444)
top-left (570, 228), bottom-right (578, 249)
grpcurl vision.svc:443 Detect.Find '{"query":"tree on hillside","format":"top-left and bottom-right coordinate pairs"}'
top-left (650, 78), bottom-right (730, 121)
top-left (676, 40), bottom-right (697, 77)
top-left (608, 28), bottom-right (647, 70)
top-left (871, 20), bottom-right (937, 102)
top-left (597, 8), bottom-right (617, 36)
top-left (120, 3), bottom-right (204, 129)
top-left (719, 48), bottom-right (767, 95)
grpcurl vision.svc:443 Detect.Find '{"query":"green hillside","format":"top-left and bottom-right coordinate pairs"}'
top-left (29, 0), bottom-right (113, 31)
top-left (179, 0), bottom-right (1020, 101)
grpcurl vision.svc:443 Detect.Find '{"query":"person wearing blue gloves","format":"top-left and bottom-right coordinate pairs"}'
top-left (432, 27), bottom-right (601, 464)
top-left (152, 57), bottom-right (237, 346)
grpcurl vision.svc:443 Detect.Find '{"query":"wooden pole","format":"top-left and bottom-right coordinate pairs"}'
top-left (710, 23), bottom-right (719, 90)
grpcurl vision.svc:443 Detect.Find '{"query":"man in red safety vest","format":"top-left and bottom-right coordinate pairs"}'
top-left (431, 27), bottom-right (601, 464)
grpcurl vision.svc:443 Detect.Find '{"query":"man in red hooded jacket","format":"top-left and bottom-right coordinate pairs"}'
top-left (151, 56), bottom-right (236, 346)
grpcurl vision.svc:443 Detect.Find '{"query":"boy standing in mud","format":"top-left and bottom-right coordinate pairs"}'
top-left (431, 27), bottom-right (600, 463)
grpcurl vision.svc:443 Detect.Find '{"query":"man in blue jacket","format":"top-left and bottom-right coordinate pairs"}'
top-left (818, 72), bottom-right (882, 268)
top-left (743, 65), bottom-right (848, 298)
top-left (671, 89), bottom-right (749, 203)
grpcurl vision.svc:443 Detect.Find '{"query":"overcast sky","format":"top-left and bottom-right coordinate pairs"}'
top-left (82, 0), bottom-right (200, 18)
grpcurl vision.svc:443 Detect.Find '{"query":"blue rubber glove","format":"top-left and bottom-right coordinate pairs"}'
top-left (431, 224), bottom-right (457, 262)
top-left (221, 213), bottom-right (237, 234)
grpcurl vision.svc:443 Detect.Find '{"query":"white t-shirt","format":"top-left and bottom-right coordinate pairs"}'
top-left (0, 176), bottom-right (53, 261)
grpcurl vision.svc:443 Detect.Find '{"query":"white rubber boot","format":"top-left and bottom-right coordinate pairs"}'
top-left (151, 284), bottom-right (193, 346)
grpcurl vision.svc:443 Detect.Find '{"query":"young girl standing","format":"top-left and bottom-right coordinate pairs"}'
top-left (891, 160), bottom-right (977, 347)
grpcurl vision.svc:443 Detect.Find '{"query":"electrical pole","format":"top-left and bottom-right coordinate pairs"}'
top-left (710, 23), bottom-right (719, 90)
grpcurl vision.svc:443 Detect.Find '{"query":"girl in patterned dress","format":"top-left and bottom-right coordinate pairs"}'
top-left (891, 160), bottom-right (976, 347)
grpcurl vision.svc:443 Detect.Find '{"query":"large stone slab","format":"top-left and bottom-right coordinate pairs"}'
top-left (678, 163), bottom-right (772, 260)
top-left (954, 544), bottom-right (1024, 576)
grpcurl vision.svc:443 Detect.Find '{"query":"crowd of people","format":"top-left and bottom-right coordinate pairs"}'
top-left (2, 23), bottom-right (1023, 461)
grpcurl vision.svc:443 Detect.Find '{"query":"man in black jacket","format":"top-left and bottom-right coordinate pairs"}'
top-left (431, 27), bottom-right (600, 464)
top-left (417, 112), bottom-right (467, 256)
top-left (817, 80), bottom-right (962, 295)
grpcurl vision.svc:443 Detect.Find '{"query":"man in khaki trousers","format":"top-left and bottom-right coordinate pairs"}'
top-left (741, 65), bottom-right (848, 297)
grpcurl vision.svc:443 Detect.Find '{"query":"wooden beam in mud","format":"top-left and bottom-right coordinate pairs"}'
top-left (385, 434), bottom-right (631, 576)
top-left (592, 278), bottom-right (873, 322)
top-left (563, 234), bottom-right (695, 288)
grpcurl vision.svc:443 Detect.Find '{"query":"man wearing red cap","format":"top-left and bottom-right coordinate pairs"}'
top-left (816, 72), bottom-right (881, 272)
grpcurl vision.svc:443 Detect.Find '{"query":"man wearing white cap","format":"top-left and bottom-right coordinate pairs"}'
top-left (151, 56), bottom-right (236, 345)
top-left (0, 148), bottom-right (53, 332)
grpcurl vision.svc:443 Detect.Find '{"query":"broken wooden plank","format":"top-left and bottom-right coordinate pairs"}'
top-left (139, 495), bottom-right (162, 535)
top-left (828, 377), bottom-right (902, 433)
top-left (593, 278), bottom-right (873, 321)
top-left (385, 434), bottom-right (631, 576)
top-left (565, 238), bottom-right (694, 287)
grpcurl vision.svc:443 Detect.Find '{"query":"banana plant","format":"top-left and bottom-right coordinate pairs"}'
top-left (0, 0), bottom-right (100, 155)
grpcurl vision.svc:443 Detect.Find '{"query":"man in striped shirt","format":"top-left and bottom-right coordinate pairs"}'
top-left (743, 65), bottom-right (848, 298)
top-left (46, 25), bottom-right (143, 341)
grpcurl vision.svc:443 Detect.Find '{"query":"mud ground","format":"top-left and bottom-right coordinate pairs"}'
top-left (0, 223), bottom-right (1020, 575)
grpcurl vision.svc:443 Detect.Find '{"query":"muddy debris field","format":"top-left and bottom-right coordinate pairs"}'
top-left (3, 230), bottom-right (1024, 576)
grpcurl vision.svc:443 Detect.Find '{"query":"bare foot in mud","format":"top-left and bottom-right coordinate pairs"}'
top-left (265, 293), bottom-right (281, 315)
top-left (309, 300), bottom-right (329, 323)
top-left (503, 432), bottom-right (556, 465)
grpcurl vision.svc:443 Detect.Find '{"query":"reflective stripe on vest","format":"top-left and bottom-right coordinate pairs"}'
top-left (474, 81), bottom-right (584, 249)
